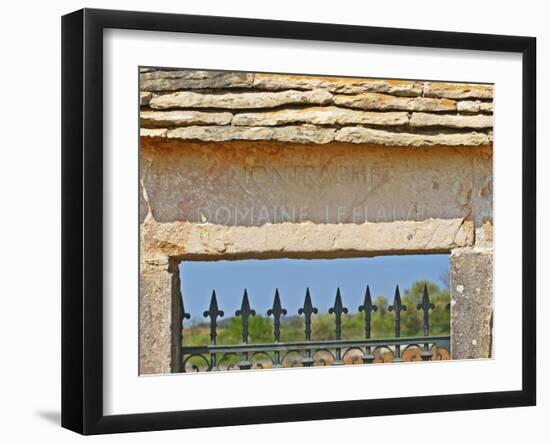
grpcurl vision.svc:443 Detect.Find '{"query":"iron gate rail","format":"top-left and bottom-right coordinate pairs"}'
top-left (180, 285), bottom-right (450, 372)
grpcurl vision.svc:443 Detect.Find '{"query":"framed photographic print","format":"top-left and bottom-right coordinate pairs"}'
top-left (61, 8), bottom-right (536, 435)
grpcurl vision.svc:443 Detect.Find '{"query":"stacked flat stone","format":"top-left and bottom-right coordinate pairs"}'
top-left (140, 69), bottom-right (493, 146)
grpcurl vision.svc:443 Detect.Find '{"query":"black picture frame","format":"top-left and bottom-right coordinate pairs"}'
top-left (61, 8), bottom-right (537, 435)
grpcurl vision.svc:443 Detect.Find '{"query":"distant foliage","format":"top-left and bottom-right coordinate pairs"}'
top-left (183, 280), bottom-right (450, 346)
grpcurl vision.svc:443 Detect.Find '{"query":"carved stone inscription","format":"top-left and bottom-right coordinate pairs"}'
top-left (140, 139), bottom-right (492, 227)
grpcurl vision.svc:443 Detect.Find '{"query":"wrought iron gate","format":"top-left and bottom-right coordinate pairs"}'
top-left (180, 285), bottom-right (450, 372)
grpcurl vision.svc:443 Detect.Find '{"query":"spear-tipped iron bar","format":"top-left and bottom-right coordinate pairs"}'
top-left (181, 283), bottom-right (450, 371)
top-left (298, 288), bottom-right (318, 367)
top-left (388, 286), bottom-right (407, 362)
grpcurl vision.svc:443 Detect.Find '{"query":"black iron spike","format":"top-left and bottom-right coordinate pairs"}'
top-left (417, 284), bottom-right (436, 361)
top-left (329, 288), bottom-right (348, 341)
top-left (358, 285), bottom-right (377, 339)
top-left (417, 284), bottom-right (435, 337)
top-left (203, 290), bottom-right (224, 345)
top-left (329, 288), bottom-right (349, 365)
top-left (235, 289), bottom-right (256, 344)
top-left (267, 288), bottom-right (287, 342)
top-left (298, 288), bottom-right (318, 367)
top-left (388, 285), bottom-right (407, 362)
top-left (298, 288), bottom-right (318, 341)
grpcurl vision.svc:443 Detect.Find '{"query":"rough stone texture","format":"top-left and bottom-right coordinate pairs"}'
top-left (140, 138), bottom-right (491, 226)
top-left (423, 82), bottom-right (494, 99)
top-left (450, 247), bottom-right (493, 359)
top-left (232, 106), bottom-right (409, 127)
top-left (140, 110), bottom-right (233, 127)
top-left (139, 256), bottom-right (182, 375)
top-left (140, 70), bottom-right (493, 145)
top-left (471, 153), bottom-right (494, 245)
top-left (149, 89), bottom-right (333, 110)
top-left (335, 127), bottom-right (490, 146)
top-left (334, 93), bottom-right (456, 112)
top-left (457, 101), bottom-right (493, 113)
top-left (253, 74), bottom-right (423, 96)
top-left (141, 70), bottom-right (254, 91)
top-left (141, 128), bottom-right (168, 138)
top-left (410, 112), bottom-right (493, 129)
top-left (140, 92), bottom-right (152, 106)
top-left (480, 102), bottom-right (494, 113)
top-left (141, 217), bottom-right (472, 260)
top-left (167, 125), bottom-right (336, 144)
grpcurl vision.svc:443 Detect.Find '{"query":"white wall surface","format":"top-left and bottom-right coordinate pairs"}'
top-left (0, 1), bottom-right (545, 441)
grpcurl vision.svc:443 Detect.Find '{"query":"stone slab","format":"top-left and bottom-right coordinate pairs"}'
top-left (140, 139), bottom-right (492, 227)
top-left (334, 93), bottom-right (456, 112)
top-left (232, 106), bottom-right (409, 126)
top-left (423, 82), bottom-right (494, 100)
top-left (450, 247), bottom-right (493, 359)
top-left (141, 70), bottom-right (254, 91)
top-left (167, 125), bottom-right (336, 144)
top-left (139, 256), bottom-right (182, 374)
top-left (149, 89), bottom-right (333, 110)
top-left (253, 74), bottom-right (423, 96)
top-left (140, 110), bottom-right (233, 127)
top-left (410, 112), bottom-right (493, 129)
top-left (141, 217), bottom-right (472, 259)
top-left (335, 127), bottom-right (490, 146)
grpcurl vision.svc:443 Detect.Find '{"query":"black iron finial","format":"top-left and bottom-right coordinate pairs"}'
top-left (358, 285), bottom-right (378, 364)
top-left (329, 288), bottom-right (348, 341)
top-left (388, 285), bottom-right (407, 338)
top-left (235, 289), bottom-right (256, 344)
top-left (329, 288), bottom-right (348, 365)
top-left (298, 288), bottom-right (318, 341)
top-left (417, 284), bottom-right (435, 337)
top-left (388, 285), bottom-right (407, 362)
top-left (358, 285), bottom-right (377, 339)
top-left (203, 290), bottom-right (224, 345)
top-left (267, 289), bottom-right (287, 342)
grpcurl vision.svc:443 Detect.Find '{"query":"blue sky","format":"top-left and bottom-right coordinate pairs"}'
top-left (180, 255), bottom-right (449, 323)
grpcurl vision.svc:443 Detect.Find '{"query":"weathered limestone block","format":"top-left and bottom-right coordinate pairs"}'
top-left (139, 256), bottom-right (182, 374)
top-left (335, 127), bottom-right (490, 146)
top-left (334, 93), bottom-right (456, 112)
top-left (140, 70), bottom-right (254, 91)
top-left (141, 128), bottom-right (168, 138)
top-left (232, 106), bottom-right (409, 127)
top-left (141, 218), bottom-right (473, 259)
top-left (471, 152), bottom-right (493, 245)
top-left (457, 100), bottom-right (494, 113)
top-left (149, 89), bottom-right (333, 110)
top-left (410, 112), bottom-right (493, 129)
top-left (167, 125), bottom-right (336, 144)
top-left (450, 247), bottom-right (493, 359)
top-left (423, 82), bottom-right (493, 99)
top-left (140, 92), bottom-right (152, 106)
top-left (140, 138), bottom-right (490, 225)
top-left (140, 110), bottom-right (233, 127)
top-left (253, 74), bottom-right (423, 96)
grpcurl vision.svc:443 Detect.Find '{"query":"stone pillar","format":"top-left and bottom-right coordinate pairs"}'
top-left (139, 256), bottom-right (182, 375)
top-left (450, 247), bottom-right (493, 359)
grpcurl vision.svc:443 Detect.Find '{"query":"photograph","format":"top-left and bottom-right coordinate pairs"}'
top-left (139, 68), bottom-right (494, 375)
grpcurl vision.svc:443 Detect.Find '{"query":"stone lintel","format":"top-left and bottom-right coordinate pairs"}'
top-left (141, 218), bottom-right (473, 260)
